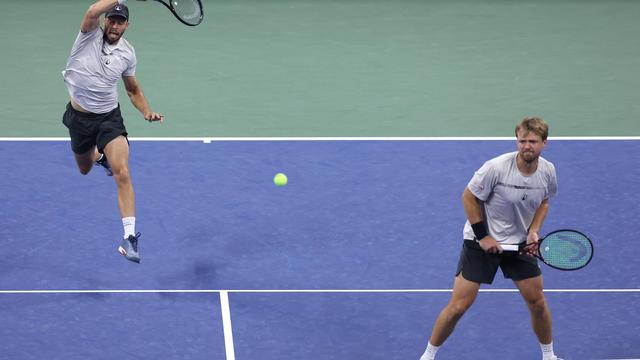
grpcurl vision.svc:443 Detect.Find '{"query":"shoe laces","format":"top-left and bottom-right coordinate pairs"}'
top-left (129, 232), bottom-right (141, 252)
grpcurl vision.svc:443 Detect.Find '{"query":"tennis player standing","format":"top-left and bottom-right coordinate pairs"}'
top-left (419, 117), bottom-right (562, 360)
top-left (62, 0), bottom-right (163, 263)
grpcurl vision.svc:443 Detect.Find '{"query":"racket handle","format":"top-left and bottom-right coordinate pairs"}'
top-left (500, 244), bottom-right (519, 251)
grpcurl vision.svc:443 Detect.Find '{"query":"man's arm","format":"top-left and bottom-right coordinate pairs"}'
top-left (461, 187), bottom-right (483, 225)
top-left (123, 75), bottom-right (164, 122)
top-left (462, 187), bottom-right (502, 254)
top-left (525, 198), bottom-right (550, 253)
top-left (81, 0), bottom-right (121, 33)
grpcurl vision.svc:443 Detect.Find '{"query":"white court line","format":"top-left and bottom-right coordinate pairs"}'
top-left (0, 289), bottom-right (639, 294)
top-left (219, 291), bottom-right (236, 360)
top-left (1, 136), bottom-right (640, 142)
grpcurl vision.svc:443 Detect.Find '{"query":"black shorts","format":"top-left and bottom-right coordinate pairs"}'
top-left (62, 102), bottom-right (128, 154)
top-left (456, 240), bottom-right (541, 284)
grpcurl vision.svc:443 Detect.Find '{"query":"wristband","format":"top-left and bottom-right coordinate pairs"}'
top-left (471, 221), bottom-right (488, 240)
top-left (118, 0), bottom-right (126, 4)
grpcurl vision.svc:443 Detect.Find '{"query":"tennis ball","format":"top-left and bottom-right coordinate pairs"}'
top-left (273, 173), bottom-right (288, 186)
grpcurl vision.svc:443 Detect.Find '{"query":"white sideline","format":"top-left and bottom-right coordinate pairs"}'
top-left (220, 291), bottom-right (236, 360)
top-left (1, 289), bottom-right (639, 294)
top-left (1, 136), bottom-right (640, 142)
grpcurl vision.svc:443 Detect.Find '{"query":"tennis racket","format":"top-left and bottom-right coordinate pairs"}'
top-left (147, 0), bottom-right (204, 26)
top-left (501, 229), bottom-right (594, 271)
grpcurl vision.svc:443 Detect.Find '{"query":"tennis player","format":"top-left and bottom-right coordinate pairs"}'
top-left (62, 0), bottom-right (163, 263)
top-left (419, 117), bottom-right (562, 360)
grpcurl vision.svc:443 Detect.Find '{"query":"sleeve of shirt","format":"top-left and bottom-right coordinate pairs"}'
top-left (70, 27), bottom-right (101, 55)
top-left (547, 163), bottom-right (558, 198)
top-left (467, 160), bottom-right (498, 201)
top-left (78, 26), bottom-right (101, 38)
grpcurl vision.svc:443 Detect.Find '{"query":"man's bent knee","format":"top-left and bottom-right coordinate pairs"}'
top-left (446, 299), bottom-right (473, 319)
top-left (526, 295), bottom-right (548, 313)
top-left (75, 158), bottom-right (93, 174)
top-left (112, 167), bottom-right (131, 182)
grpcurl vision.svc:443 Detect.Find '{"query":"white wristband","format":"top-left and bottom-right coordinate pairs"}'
top-left (117, 0), bottom-right (127, 4)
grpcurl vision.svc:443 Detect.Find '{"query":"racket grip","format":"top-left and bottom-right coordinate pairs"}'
top-left (500, 244), bottom-right (519, 251)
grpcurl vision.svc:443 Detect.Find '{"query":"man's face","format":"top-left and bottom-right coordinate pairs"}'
top-left (103, 16), bottom-right (128, 44)
top-left (516, 130), bottom-right (546, 163)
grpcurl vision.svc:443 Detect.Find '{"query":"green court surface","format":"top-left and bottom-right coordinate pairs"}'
top-left (1, 0), bottom-right (639, 137)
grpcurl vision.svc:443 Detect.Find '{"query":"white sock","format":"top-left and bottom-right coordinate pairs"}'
top-left (122, 217), bottom-right (136, 239)
top-left (541, 341), bottom-right (555, 360)
top-left (420, 342), bottom-right (440, 360)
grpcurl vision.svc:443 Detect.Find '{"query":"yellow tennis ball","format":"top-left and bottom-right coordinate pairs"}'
top-left (273, 173), bottom-right (288, 186)
top-left (273, 173), bottom-right (287, 186)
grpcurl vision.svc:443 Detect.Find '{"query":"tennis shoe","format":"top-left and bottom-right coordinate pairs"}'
top-left (118, 232), bottom-right (141, 263)
top-left (95, 154), bottom-right (113, 176)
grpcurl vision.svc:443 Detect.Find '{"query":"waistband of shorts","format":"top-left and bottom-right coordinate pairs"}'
top-left (463, 239), bottom-right (481, 249)
top-left (66, 102), bottom-right (120, 118)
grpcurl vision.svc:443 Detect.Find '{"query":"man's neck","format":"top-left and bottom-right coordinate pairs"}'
top-left (516, 153), bottom-right (538, 175)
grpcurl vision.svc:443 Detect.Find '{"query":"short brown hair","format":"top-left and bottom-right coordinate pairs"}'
top-left (515, 117), bottom-right (549, 140)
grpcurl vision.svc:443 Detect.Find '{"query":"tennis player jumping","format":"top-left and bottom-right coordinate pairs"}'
top-left (61, 0), bottom-right (163, 263)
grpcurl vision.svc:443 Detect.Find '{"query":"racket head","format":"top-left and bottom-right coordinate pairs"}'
top-left (156, 0), bottom-right (204, 26)
top-left (537, 229), bottom-right (594, 271)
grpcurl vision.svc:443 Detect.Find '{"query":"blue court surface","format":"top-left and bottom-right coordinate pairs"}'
top-left (1, 139), bottom-right (639, 359)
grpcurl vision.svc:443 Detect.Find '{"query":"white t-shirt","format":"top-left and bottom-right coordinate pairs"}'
top-left (62, 27), bottom-right (136, 114)
top-left (463, 151), bottom-right (558, 245)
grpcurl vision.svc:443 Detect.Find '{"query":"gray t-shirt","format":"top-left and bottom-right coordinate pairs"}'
top-left (463, 151), bottom-right (558, 245)
top-left (62, 27), bottom-right (136, 114)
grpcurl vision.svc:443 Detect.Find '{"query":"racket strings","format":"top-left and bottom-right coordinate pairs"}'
top-left (542, 231), bottom-right (592, 269)
top-left (172, 0), bottom-right (202, 24)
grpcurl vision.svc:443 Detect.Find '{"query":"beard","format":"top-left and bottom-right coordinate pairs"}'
top-left (520, 151), bottom-right (539, 163)
top-left (103, 30), bottom-right (122, 45)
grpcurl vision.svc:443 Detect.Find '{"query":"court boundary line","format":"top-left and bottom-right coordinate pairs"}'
top-left (219, 291), bottom-right (236, 360)
top-left (1, 136), bottom-right (640, 142)
top-left (1, 289), bottom-right (638, 294)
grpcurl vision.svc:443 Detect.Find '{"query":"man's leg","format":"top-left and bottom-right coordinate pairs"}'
top-left (73, 146), bottom-right (101, 175)
top-left (515, 276), bottom-right (561, 359)
top-left (102, 136), bottom-right (134, 218)
top-left (103, 135), bottom-right (140, 263)
top-left (420, 275), bottom-right (480, 359)
top-left (429, 275), bottom-right (481, 346)
top-left (515, 276), bottom-right (552, 343)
